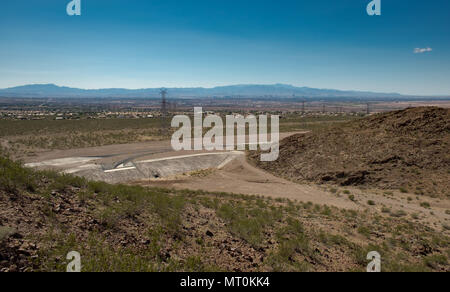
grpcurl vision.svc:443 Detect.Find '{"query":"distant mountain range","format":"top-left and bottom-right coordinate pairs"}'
top-left (0, 83), bottom-right (418, 99)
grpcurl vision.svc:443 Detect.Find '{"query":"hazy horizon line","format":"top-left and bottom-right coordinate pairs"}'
top-left (1, 82), bottom-right (450, 97)
top-left (0, 82), bottom-right (404, 95)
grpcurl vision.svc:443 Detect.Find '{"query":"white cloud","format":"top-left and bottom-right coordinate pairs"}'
top-left (414, 47), bottom-right (433, 54)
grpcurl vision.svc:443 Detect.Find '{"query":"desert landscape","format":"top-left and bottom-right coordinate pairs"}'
top-left (1, 104), bottom-right (449, 272)
top-left (2, 0), bottom-right (450, 275)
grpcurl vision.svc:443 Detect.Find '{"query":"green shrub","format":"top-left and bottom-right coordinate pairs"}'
top-left (420, 202), bottom-right (431, 208)
top-left (423, 254), bottom-right (448, 269)
top-left (390, 210), bottom-right (407, 218)
top-left (0, 226), bottom-right (16, 242)
top-left (381, 207), bottom-right (391, 214)
top-left (217, 202), bottom-right (280, 247)
top-left (411, 213), bottom-right (420, 220)
top-left (266, 218), bottom-right (312, 272)
top-left (357, 226), bottom-right (371, 238)
top-left (0, 155), bottom-right (39, 194)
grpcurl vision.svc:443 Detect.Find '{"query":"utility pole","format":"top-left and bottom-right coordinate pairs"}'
top-left (302, 101), bottom-right (305, 114)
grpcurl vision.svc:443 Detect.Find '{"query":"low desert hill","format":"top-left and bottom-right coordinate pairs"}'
top-left (251, 107), bottom-right (450, 198)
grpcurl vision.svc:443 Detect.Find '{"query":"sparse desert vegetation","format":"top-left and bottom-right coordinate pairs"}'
top-left (0, 113), bottom-right (358, 159)
top-left (0, 149), bottom-right (449, 272)
top-left (0, 118), bottom-right (171, 158)
top-left (1, 107), bottom-right (449, 273)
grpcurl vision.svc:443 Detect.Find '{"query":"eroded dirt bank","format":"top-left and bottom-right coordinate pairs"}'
top-left (250, 107), bottom-right (450, 198)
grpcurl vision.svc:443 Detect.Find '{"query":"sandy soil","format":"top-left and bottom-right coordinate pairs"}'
top-left (143, 155), bottom-right (356, 208)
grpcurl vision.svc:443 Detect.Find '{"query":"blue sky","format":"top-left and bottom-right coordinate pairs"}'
top-left (1, 0), bottom-right (449, 95)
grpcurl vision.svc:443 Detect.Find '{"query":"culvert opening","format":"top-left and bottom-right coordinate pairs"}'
top-left (151, 172), bottom-right (161, 179)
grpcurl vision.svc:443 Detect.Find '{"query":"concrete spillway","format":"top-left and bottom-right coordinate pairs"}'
top-left (44, 151), bottom-right (245, 184)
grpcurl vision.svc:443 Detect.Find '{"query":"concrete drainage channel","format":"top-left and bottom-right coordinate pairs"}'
top-left (26, 152), bottom-right (245, 184)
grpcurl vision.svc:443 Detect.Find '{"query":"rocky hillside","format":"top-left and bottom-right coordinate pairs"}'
top-left (251, 107), bottom-right (450, 198)
top-left (1, 149), bottom-right (448, 272)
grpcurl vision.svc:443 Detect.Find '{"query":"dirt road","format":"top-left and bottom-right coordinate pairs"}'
top-left (140, 155), bottom-right (450, 231)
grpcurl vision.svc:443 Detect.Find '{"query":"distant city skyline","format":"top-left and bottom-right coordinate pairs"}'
top-left (1, 0), bottom-right (450, 95)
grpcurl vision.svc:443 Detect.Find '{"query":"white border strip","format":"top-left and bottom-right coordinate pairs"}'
top-left (138, 151), bottom-right (244, 164)
top-left (104, 166), bottom-right (137, 173)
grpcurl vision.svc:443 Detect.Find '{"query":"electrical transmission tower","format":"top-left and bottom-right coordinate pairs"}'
top-left (160, 88), bottom-right (169, 134)
top-left (160, 88), bottom-right (168, 117)
top-left (366, 103), bottom-right (370, 115)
